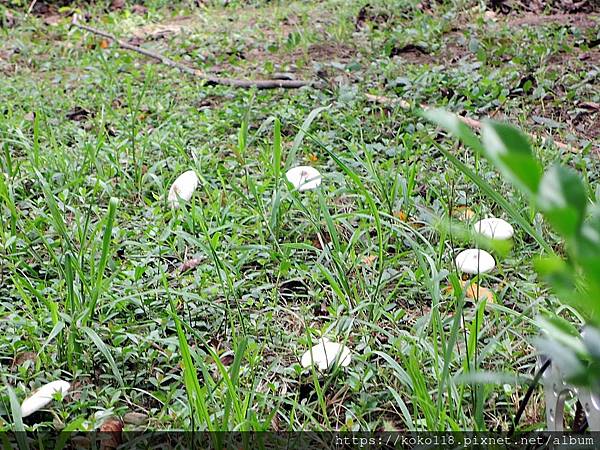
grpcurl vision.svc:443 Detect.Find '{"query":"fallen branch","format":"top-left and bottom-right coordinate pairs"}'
top-left (70, 16), bottom-right (312, 90)
top-left (365, 93), bottom-right (576, 152)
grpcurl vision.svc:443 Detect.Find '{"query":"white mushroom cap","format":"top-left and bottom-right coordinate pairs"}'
top-left (475, 217), bottom-right (514, 240)
top-left (455, 249), bottom-right (496, 275)
top-left (20, 380), bottom-right (71, 418)
top-left (300, 339), bottom-right (351, 371)
top-left (168, 170), bottom-right (199, 207)
top-left (285, 166), bottom-right (322, 192)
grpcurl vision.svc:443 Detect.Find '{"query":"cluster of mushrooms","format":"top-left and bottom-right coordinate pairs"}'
top-left (454, 216), bottom-right (514, 289)
top-left (168, 166), bottom-right (352, 370)
top-left (17, 170), bottom-right (519, 418)
top-left (280, 166), bottom-right (353, 371)
top-left (17, 165), bottom-right (348, 420)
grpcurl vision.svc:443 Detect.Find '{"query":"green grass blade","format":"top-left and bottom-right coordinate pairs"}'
top-left (429, 138), bottom-right (553, 254)
top-left (83, 197), bottom-right (118, 326)
top-left (82, 327), bottom-right (124, 386)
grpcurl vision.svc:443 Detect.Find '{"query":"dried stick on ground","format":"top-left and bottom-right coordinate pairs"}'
top-left (365, 93), bottom-right (575, 152)
top-left (71, 16), bottom-right (312, 90)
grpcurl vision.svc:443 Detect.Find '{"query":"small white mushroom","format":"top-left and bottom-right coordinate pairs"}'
top-left (168, 170), bottom-right (199, 207)
top-left (455, 249), bottom-right (496, 275)
top-left (285, 166), bottom-right (322, 192)
top-left (474, 217), bottom-right (514, 240)
top-left (20, 380), bottom-right (71, 418)
top-left (301, 338), bottom-right (351, 371)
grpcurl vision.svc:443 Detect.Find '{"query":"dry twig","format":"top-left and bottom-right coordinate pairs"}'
top-left (365, 93), bottom-right (575, 152)
top-left (71, 16), bottom-right (312, 90)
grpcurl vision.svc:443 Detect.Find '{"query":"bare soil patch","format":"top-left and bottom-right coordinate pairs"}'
top-left (506, 12), bottom-right (600, 27)
top-left (488, 0), bottom-right (599, 14)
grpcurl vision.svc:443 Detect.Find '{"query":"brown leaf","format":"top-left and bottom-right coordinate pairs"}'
top-left (66, 106), bottom-right (92, 122)
top-left (122, 411), bottom-right (148, 425)
top-left (99, 419), bottom-right (123, 450)
top-left (110, 0), bottom-right (126, 11)
top-left (361, 255), bottom-right (377, 266)
top-left (178, 258), bottom-right (202, 273)
top-left (389, 43), bottom-right (429, 58)
top-left (131, 4), bottom-right (148, 15)
top-left (220, 353), bottom-right (234, 366)
top-left (99, 39), bottom-right (110, 49)
top-left (446, 281), bottom-right (494, 303)
top-left (11, 352), bottom-right (36, 371)
top-left (43, 14), bottom-right (61, 26)
top-left (2, 9), bottom-right (16, 29)
top-left (70, 436), bottom-right (91, 449)
top-left (394, 210), bottom-right (408, 221)
top-left (451, 206), bottom-right (474, 221)
top-left (580, 102), bottom-right (600, 112)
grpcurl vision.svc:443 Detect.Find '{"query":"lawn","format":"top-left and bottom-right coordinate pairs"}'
top-left (1, 0), bottom-right (599, 433)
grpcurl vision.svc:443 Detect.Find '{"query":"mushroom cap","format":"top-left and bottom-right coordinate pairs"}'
top-left (475, 217), bottom-right (514, 240)
top-left (455, 249), bottom-right (496, 274)
top-left (168, 170), bottom-right (199, 207)
top-left (285, 166), bottom-right (322, 192)
top-left (21, 380), bottom-right (71, 418)
top-left (300, 339), bottom-right (351, 371)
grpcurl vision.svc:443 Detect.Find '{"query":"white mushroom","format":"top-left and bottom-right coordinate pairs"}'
top-left (168, 170), bottom-right (199, 207)
top-left (474, 217), bottom-right (514, 240)
top-left (455, 249), bottom-right (496, 275)
top-left (285, 166), bottom-right (322, 192)
top-left (20, 380), bottom-right (71, 418)
top-left (301, 338), bottom-right (351, 371)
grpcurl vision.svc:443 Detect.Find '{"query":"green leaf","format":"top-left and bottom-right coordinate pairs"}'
top-left (537, 165), bottom-right (587, 240)
top-left (285, 105), bottom-right (330, 169)
top-left (82, 327), bottom-right (124, 386)
top-left (7, 386), bottom-right (29, 450)
top-left (428, 138), bottom-right (553, 254)
top-left (422, 109), bottom-right (484, 154)
top-left (583, 326), bottom-right (600, 360)
top-left (577, 204), bottom-right (600, 286)
top-left (535, 256), bottom-right (600, 322)
top-left (481, 121), bottom-right (542, 196)
top-left (534, 256), bottom-right (574, 291)
top-left (83, 197), bottom-right (118, 327)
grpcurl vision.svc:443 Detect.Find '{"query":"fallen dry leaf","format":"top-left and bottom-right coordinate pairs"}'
top-left (580, 102), bottom-right (600, 111)
top-left (43, 14), bottom-right (61, 26)
top-left (100, 39), bottom-right (110, 49)
top-left (131, 4), bottom-right (148, 15)
top-left (394, 210), bottom-right (408, 221)
top-left (361, 255), bottom-right (377, 266)
top-left (99, 419), bottom-right (123, 450)
top-left (123, 411), bottom-right (148, 426)
top-left (11, 352), bottom-right (36, 371)
top-left (66, 106), bottom-right (92, 122)
top-left (365, 93), bottom-right (410, 109)
top-left (220, 354), bottom-right (234, 366)
top-left (446, 281), bottom-right (494, 303)
top-left (178, 258), bottom-right (202, 273)
top-left (452, 206), bottom-right (475, 221)
top-left (110, 0), bottom-right (125, 10)
top-left (2, 9), bottom-right (16, 29)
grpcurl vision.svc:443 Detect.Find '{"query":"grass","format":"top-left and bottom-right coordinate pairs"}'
top-left (0, 0), bottom-right (599, 432)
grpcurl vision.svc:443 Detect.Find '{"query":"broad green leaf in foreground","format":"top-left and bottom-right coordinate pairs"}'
top-left (481, 121), bottom-right (542, 196)
top-left (537, 165), bottom-right (587, 240)
top-left (422, 108), bottom-right (484, 154)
